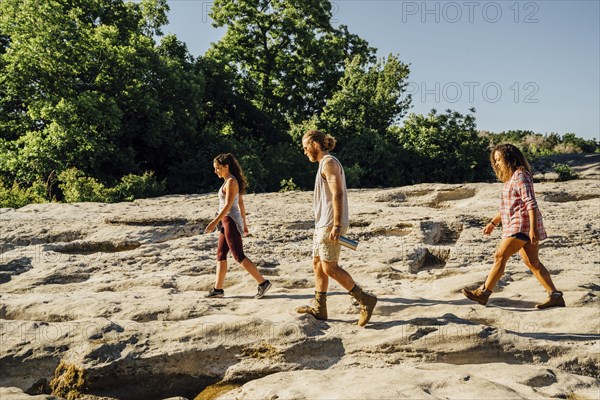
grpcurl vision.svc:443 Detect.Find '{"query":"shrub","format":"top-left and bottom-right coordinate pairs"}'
top-left (553, 163), bottom-right (578, 181)
top-left (562, 133), bottom-right (598, 153)
top-left (279, 178), bottom-right (300, 192)
top-left (58, 168), bottom-right (109, 203)
top-left (0, 181), bottom-right (47, 208)
top-left (58, 168), bottom-right (166, 203)
top-left (481, 131), bottom-right (598, 157)
top-left (344, 163), bottom-right (365, 188)
top-left (112, 172), bottom-right (166, 201)
top-left (552, 143), bottom-right (579, 154)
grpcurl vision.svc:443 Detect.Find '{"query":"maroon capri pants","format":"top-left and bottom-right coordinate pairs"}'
top-left (217, 216), bottom-right (246, 263)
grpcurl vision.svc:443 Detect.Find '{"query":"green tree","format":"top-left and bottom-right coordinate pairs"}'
top-left (0, 0), bottom-right (206, 196)
top-left (394, 108), bottom-right (491, 183)
top-left (309, 54), bottom-right (412, 187)
top-left (318, 54), bottom-right (411, 140)
top-left (208, 0), bottom-right (374, 129)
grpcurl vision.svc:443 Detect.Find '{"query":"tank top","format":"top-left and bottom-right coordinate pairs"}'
top-left (218, 177), bottom-right (245, 236)
top-left (314, 154), bottom-right (349, 228)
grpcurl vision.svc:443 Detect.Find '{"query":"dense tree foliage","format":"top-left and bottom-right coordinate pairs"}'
top-left (208, 0), bottom-right (374, 128)
top-left (0, 0), bottom-right (594, 207)
top-left (314, 54), bottom-right (412, 187)
top-left (481, 130), bottom-right (598, 157)
top-left (392, 108), bottom-right (492, 183)
top-left (0, 0), bottom-right (210, 197)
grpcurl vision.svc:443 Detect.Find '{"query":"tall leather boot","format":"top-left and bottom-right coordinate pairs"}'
top-left (349, 285), bottom-right (377, 327)
top-left (296, 291), bottom-right (327, 320)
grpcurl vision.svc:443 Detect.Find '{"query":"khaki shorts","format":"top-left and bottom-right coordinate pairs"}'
top-left (312, 226), bottom-right (348, 262)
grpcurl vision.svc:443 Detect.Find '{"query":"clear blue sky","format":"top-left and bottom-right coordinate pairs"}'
top-left (160, 0), bottom-right (599, 140)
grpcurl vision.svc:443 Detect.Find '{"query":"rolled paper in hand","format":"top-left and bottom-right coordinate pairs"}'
top-left (339, 236), bottom-right (358, 251)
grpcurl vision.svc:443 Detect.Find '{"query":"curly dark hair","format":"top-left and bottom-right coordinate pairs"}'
top-left (490, 143), bottom-right (532, 182)
top-left (213, 153), bottom-right (249, 194)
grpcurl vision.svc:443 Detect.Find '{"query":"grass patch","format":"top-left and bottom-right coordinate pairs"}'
top-left (50, 362), bottom-right (86, 399)
top-left (194, 382), bottom-right (241, 400)
top-left (240, 342), bottom-right (279, 359)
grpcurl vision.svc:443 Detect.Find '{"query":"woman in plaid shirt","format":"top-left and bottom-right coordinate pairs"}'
top-left (462, 144), bottom-right (565, 309)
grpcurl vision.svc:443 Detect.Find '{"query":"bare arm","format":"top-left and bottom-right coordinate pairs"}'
top-left (528, 208), bottom-right (538, 244)
top-left (322, 158), bottom-right (344, 242)
top-left (483, 212), bottom-right (501, 235)
top-left (205, 178), bottom-right (238, 233)
top-left (238, 193), bottom-right (249, 236)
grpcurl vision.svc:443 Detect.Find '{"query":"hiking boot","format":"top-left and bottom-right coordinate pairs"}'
top-left (296, 292), bottom-right (327, 320)
top-left (255, 280), bottom-right (272, 299)
top-left (349, 285), bottom-right (377, 327)
top-left (462, 286), bottom-right (492, 305)
top-left (205, 287), bottom-right (224, 298)
top-left (536, 291), bottom-right (566, 309)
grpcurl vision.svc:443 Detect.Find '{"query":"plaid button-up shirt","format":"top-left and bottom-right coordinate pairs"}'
top-left (500, 169), bottom-right (547, 240)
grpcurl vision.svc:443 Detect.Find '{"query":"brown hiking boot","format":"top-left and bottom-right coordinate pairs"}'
top-left (536, 291), bottom-right (566, 309)
top-left (349, 285), bottom-right (377, 327)
top-left (296, 292), bottom-right (327, 320)
top-left (462, 286), bottom-right (492, 305)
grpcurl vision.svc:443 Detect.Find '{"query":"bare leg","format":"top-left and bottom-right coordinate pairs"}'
top-left (240, 258), bottom-right (266, 284)
top-left (215, 260), bottom-right (227, 289)
top-left (320, 260), bottom-right (356, 291)
top-left (484, 237), bottom-right (527, 291)
top-left (313, 256), bottom-right (329, 292)
top-left (519, 242), bottom-right (557, 293)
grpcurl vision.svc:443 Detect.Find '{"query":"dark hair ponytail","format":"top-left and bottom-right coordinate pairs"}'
top-left (213, 153), bottom-right (249, 194)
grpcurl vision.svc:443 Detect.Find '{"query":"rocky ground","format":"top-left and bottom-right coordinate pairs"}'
top-left (1, 154), bottom-right (599, 400)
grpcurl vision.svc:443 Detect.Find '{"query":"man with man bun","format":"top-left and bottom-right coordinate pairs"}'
top-left (296, 130), bottom-right (377, 326)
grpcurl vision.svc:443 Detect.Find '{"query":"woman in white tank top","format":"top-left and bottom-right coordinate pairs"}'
top-left (204, 153), bottom-right (272, 299)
